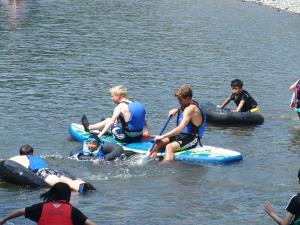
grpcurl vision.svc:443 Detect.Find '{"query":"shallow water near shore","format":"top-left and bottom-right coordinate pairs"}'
top-left (1, 0), bottom-right (300, 224)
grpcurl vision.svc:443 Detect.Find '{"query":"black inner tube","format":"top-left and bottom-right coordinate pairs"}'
top-left (201, 102), bottom-right (264, 125)
top-left (0, 160), bottom-right (49, 188)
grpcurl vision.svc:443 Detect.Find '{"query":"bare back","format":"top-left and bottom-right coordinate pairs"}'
top-left (116, 100), bottom-right (132, 122)
top-left (189, 104), bottom-right (203, 127)
top-left (9, 155), bottom-right (29, 168)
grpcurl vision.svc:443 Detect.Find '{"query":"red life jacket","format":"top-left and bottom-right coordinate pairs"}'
top-left (38, 201), bottom-right (73, 225)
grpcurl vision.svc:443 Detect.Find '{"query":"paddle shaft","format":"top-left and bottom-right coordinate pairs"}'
top-left (148, 115), bottom-right (172, 153)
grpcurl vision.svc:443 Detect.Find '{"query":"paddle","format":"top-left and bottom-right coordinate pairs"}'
top-left (125, 115), bottom-right (173, 165)
top-left (147, 115), bottom-right (173, 155)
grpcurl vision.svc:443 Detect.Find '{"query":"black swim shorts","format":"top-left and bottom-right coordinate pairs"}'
top-left (169, 133), bottom-right (198, 151)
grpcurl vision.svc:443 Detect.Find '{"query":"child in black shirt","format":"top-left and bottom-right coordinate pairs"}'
top-left (217, 79), bottom-right (260, 113)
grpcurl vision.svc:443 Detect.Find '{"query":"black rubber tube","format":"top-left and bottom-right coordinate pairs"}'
top-left (102, 142), bottom-right (124, 161)
top-left (201, 102), bottom-right (264, 125)
top-left (0, 160), bottom-right (49, 188)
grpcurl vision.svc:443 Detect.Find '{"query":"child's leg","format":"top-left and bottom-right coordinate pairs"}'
top-left (163, 141), bottom-right (181, 162)
top-left (149, 138), bottom-right (170, 158)
top-left (89, 118), bottom-right (109, 130)
top-left (45, 175), bottom-right (85, 192)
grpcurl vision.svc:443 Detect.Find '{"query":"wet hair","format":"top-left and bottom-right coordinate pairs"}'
top-left (110, 85), bottom-right (128, 97)
top-left (40, 182), bottom-right (71, 202)
top-left (19, 144), bottom-right (34, 155)
top-left (175, 85), bottom-right (193, 99)
top-left (231, 79), bottom-right (243, 88)
top-left (88, 133), bottom-right (101, 145)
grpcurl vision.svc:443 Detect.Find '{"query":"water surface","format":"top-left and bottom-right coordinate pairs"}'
top-left (0, 0), bottom-right (300, 224)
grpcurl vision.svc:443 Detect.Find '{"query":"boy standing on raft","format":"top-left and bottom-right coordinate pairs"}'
top-left (82, 85), bottom-right (147, 143)
top-left (149, 85), bottom-right (206, 163)
top-left (217, 79), bottom-right (260, 113)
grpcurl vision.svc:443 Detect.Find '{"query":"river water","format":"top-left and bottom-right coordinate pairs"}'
top-left (1, 0), bottom-right (300, 224)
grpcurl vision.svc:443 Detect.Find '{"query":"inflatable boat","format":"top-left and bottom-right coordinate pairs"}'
top-left (201, 102), bottom-right (264, 125)
top-left (68, 123), bottom-right (242, 164)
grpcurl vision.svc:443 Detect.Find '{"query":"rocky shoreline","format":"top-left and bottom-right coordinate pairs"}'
top-left (245, 0), bottom-right (300, 14)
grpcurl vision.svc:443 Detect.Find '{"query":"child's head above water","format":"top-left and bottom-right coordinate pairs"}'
top-left (87, 133), bottom-right (101, 151)
top-left (231, 79), bottom-right (243, 95)
top-left (19, 144), bottom-right (34, 155)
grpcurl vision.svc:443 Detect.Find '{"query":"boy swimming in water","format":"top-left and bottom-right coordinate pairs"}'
top-left (217, 79), bottom-right (260, 113)
top-left (10, 144), bottom-right (95, 193)
top-left (70, 133), bottom-right (124, 163)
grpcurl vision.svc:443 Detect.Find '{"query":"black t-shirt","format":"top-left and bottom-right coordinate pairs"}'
top-left (25, 202), bottom-right (88, 225)
top-left (230, 90), bottom-right (258, 112)
top-left (286, 195), bottom-right (300, 216)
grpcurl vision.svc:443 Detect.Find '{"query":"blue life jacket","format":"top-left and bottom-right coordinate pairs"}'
top-left (119, 101), bottom-right (146, 137)
top-left (76, 141), bottom-right (104, 160)
top-left (176, 101), bottom-right (206, 139)
top-left (27, 155), bottom-right (48, 172)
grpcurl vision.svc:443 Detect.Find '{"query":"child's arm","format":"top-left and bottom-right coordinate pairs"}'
top-left (85, 219), bottom-right (98, 225)
top-left (290, 92), bottom-right (296, 109)
top-left (93, 145), bottom-right (105, 164)
top-left (0, 208), bottom-right (25, 224)
top-left (290, 79), bottom-right (300, 91)
top-left (264, 202), bottom-right (293, 225)
top-left (231, 100), bottom-right (245, 112)
top-left (98, 106), bottom-right (121, 138)
top-left (217, 97), bottom-right (231, 109)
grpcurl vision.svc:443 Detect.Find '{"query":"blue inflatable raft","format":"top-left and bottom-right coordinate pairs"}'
top-left (68, 123), bottom-right (242, 164)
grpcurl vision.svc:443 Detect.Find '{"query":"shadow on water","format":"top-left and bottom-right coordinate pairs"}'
top-left (206, 123), bottom-right (258, 137)
top-left (170, 162), bottom-right (206, 186)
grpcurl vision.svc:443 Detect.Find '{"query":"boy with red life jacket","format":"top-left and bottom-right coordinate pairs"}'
top-left (0, 182), bottom-right (97, 225)
top-left (149, 85), bottom-right (206, 163)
